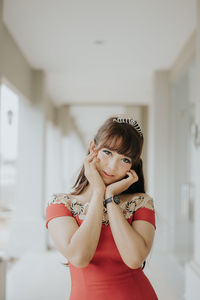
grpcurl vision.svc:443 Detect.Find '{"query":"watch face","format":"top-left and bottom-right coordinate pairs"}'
top-left (113, 195), bottom-right (120, 204)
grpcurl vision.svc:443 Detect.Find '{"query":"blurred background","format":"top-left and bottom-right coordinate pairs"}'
top-left (0, 0), bottom-right (199, 299)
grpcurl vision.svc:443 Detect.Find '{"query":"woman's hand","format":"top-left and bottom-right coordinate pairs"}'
top-left (105, 169), bottom-right (139, 198)
top-left (84, 151), bottom-right (106, 195)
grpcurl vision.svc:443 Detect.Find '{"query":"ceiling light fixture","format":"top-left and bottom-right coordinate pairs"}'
top-left (94, 40), bottom-right (104, 45)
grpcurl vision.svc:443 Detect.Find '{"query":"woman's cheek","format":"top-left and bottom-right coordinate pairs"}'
top-left (120, 166), bottom-right (130, 177)
top-left (97, 152), bottom-right (104, 162)
top-left (96, 152), bottom-right (107, 170)
top-left (95, 153), bottom-right (102, 168)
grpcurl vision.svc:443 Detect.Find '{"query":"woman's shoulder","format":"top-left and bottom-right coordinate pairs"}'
top-left (133, 193), bottom-right (155, 211)
top-left (120, 192), bottom-right (151, 201)
top-left (46, 193), bottom-right (71, 207)
top-left (120, 192), bottom-right (155, 211)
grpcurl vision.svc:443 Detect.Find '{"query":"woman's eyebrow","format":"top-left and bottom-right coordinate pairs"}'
top-left (107, 148), bottom-right (132, 160)
top-left (121, 153), bottom-right (132, 160)
top-left (124, 156), bottom-right (132, 161)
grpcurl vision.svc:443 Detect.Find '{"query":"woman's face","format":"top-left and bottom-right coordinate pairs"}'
top-left (95, 147), bottom-right (133, 185)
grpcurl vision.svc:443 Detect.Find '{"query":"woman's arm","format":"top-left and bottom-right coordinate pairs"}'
top-left (66, 190), bottom-right (104, 267)
top-left (106, 192), bottom-right (155, 269)
top-left (65, 149), bottom-right (106, 267)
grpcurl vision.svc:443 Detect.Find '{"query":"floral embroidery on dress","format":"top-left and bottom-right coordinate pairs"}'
top-left (46, 193), bottom-right (72, 210)
top-left (120, 199), bottom-right (138, 219)
top-left (71, 201), bottom-right (89, 220)
top-left (47, 193), bottom-right (154, 226)
top-left (134, 196), bottom-right (155, 212)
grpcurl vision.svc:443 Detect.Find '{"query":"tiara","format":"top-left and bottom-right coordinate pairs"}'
top-left (113, 117), bottom-right (143, 137)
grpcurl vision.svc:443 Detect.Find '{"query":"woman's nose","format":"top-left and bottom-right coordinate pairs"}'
top-left (107, 158), bottom-right (118, 172)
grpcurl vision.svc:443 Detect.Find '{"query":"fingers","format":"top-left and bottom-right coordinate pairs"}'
top-left (86, 151), bottom-right (96, 159)
top-left (126, 170), bottom-right (138, 182)
top-left (90, 155), bottom-right (100, 165)
top-left (88, 152), bottom-right (98, 162)
top-left (85, 151), bottom-right (98, 163)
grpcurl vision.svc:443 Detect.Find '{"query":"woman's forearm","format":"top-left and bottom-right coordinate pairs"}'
top-left (67, 190), bottom-right (104, 267)
top-left (106, 194), bottom-right (147, 269)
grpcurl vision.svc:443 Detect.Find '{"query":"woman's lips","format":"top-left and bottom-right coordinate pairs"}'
top-left (102, 171), bottom-right (114, 178)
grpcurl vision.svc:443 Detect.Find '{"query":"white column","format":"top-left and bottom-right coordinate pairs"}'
top-left (193, 0), bottom-right (200, 268)
top-left (0, 3), bottom-right (7, 300)
top-left (0, 252), bottom-right (7, 300)
top-left (152, 70), bottom-right (170, 252)
top-left (185, 1), bottom-right (200, 299)
top-left (0, 0), bottom-right (2, 78)
top-left (57, 105), bottom-right (85, 193)
top-left (7, 70), bottom-right (47, 257)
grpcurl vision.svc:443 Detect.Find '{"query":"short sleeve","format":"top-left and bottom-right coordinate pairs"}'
top-left (46, 193), bottom-right (73, 229)
top-left (132, 196), bottom-right (156, 230)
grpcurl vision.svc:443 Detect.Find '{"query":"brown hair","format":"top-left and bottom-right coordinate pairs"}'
top-left (61, 115), bottom-right (146, 268)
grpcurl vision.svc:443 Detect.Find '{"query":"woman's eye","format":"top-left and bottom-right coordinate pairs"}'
top-left (103, 150), bottom-right (131, 164)
top-left (123, 158), bottom-right (131, 164)
top-left (103, 150), bottom-right (111, 155)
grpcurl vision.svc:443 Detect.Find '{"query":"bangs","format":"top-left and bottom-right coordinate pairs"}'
top-left (96, 127), bottom-right (139, 160)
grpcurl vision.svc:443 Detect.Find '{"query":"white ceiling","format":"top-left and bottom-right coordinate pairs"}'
top-left (3, 0), bottom-right (196, 106)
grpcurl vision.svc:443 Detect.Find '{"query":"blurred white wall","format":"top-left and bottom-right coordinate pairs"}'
top-left (0, 1), bottom-right (200, 299)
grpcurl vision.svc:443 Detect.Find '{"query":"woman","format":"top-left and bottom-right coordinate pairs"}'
top-left (46, 115), bottom-right (158, 299)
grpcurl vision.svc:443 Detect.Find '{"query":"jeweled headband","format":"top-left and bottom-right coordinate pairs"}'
top-left (113, 117), bottom-right (143, 137)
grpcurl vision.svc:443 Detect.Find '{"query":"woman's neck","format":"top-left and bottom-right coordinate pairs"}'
top-left (72, 184), bottom-right (96, 202)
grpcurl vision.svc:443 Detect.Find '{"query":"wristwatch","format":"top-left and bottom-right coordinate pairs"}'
top-left (104, 195), bottom-right (120, 208)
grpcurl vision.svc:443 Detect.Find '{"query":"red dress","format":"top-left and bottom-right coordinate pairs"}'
top-left (46, 193), bottom-right (158, 300)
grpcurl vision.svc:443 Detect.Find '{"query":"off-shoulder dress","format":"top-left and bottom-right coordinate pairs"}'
top-left (46, 193), bottom-right (158, 300)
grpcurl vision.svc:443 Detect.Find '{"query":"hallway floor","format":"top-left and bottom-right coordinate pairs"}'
top-left (5, 249), bottom-right (180, 300)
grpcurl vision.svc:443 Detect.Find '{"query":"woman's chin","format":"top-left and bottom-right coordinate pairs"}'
top-left (103, 177), bottom-right (116, 185)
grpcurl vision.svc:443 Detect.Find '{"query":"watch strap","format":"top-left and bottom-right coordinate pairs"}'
top-left (104, 196), bottom-right (113, 208)
top-left (104, 195), bottom-right (120, 208)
